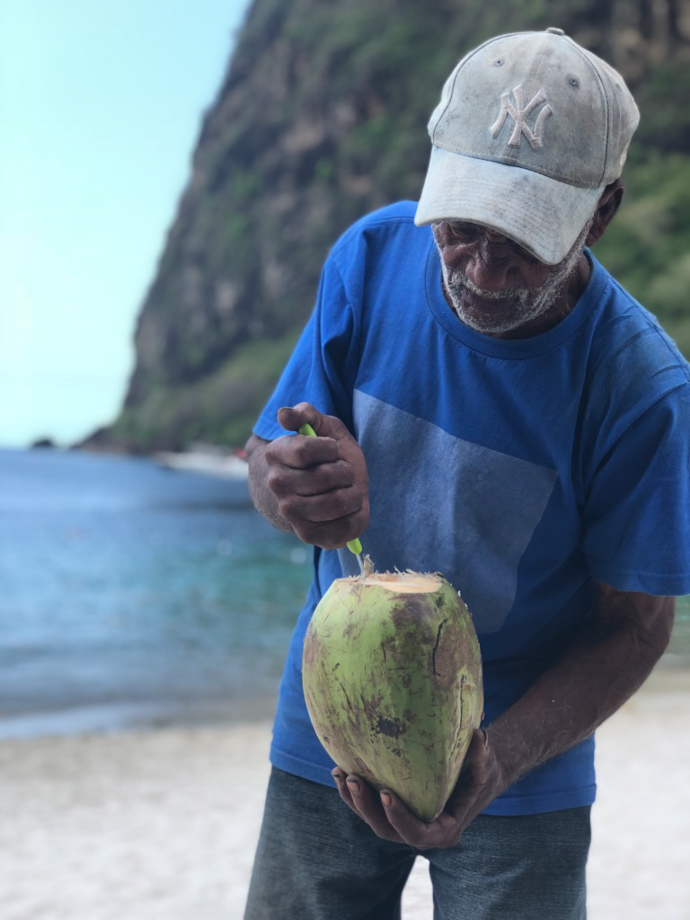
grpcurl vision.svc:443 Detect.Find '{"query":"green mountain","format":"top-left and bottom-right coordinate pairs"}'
top-left (85, 0), bottom-right (690, 452)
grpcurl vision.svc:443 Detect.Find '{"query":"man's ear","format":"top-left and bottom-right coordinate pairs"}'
top-left (586, 180), bottom-right (624, 248)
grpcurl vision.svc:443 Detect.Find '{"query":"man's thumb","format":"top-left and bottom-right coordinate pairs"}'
top-left (277, 402), bottom-right (325, 435)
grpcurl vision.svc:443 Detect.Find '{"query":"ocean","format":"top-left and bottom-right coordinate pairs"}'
top-left (1, 448), bottom-right (688, 740)
top-left (0, 447), bottom-right (311, 739)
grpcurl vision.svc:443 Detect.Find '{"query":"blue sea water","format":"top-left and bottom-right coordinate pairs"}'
top-left (1, 448), bottom-right (688, 740)
top-left (0, 447), bottom-right (312, 739)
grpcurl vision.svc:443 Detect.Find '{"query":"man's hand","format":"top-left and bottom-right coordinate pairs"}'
top-left (331, 728), bottom-right (505, 849)
top-left (247, 402), bottom-right (369, 550)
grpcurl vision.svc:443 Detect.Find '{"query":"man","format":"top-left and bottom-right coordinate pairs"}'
top-left (243, 28), bottom-right (690, 919)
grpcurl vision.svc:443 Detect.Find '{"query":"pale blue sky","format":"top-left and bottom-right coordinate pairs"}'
top-left (0, 0), bottom-right (250, 447)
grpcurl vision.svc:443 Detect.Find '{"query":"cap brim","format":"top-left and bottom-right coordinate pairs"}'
top-left (414, 146), bottom-right (603, 265)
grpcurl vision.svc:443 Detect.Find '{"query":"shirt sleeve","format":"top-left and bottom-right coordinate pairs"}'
top-left (252, 253), bottom-right (360, 443)
top-left (583, 385), bottom-right (690, 595)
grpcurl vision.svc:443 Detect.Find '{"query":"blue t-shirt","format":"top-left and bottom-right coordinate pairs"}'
top-left (253, 201), bottom-right (690, 815)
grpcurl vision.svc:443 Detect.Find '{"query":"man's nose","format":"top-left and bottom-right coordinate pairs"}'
top-left (465, 229), bottom-right (518, 290)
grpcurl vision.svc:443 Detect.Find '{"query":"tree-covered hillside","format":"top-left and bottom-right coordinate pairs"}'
top-left (86, 0), bottom-right (690, 452)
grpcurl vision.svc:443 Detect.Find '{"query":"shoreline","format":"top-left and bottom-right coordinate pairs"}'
top-left (2, 664), bottom-right (689, 920)
top-left (0, 691), bottom-right (280, 742)
top-left (2, 651), bottom-right (687, 744)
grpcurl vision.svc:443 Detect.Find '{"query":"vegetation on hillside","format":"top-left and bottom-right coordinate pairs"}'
top-left (89, 0), bottom-right (690, 452)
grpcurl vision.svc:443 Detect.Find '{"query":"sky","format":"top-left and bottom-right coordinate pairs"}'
top-left (0, 0), bottom-right (251, 448)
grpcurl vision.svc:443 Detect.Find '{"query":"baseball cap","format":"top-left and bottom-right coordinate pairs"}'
top-left (414, 28), bottom-right (640, 264)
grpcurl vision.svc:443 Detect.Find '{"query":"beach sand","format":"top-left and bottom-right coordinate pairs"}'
top-left (2, 661), bottom-right (688, 920)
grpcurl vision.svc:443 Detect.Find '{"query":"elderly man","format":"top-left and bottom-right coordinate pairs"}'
top-left (243, 28), bottom-right (690, 920)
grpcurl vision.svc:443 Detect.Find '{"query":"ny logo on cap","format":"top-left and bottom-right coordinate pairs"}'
top-left (490, 85), bottom-right (553, 150)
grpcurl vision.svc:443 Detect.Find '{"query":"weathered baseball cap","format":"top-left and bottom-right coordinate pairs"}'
top-left (414, 28), bottom-right (640, 264)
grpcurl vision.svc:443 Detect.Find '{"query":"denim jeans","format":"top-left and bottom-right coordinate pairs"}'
top-left (245, 769), bottom-right (590, 920)
top-left (244, 768), bottom-right (590, 920)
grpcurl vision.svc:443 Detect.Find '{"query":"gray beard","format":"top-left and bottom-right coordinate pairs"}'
top-left (438, 221), bottom-right (592, 336)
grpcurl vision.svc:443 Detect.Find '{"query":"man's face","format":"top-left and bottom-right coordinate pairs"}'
top-left (432, 219), bottom-right (591, 338)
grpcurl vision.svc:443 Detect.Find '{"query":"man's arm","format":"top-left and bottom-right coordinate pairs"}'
top-left (333, 581), bottom-right (674, 847)
top-left (486, 582), bottom-right (674, 787)
top-left (245, 403), bottom-right (369, 550)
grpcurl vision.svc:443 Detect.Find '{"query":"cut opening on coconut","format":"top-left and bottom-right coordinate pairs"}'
top-left (364, 573), bottom-right (443, 594)
top-left (345, 560), bottom-right (444, 594)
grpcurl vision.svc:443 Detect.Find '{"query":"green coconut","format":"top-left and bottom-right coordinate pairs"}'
top-left (302, 566), bottom-right (483, 822)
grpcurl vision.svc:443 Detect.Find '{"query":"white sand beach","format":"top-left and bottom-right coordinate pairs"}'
top-left (2, 661), bottom-right (689, 920)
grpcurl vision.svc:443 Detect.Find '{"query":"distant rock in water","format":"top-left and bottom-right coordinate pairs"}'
top-left (31, 437), bottom-right (56, 449)
top-left (82, 0), bottom-right (690, 455)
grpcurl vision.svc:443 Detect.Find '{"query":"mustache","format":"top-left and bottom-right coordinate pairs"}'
top-left (445, 270), bottom-right (530, 303)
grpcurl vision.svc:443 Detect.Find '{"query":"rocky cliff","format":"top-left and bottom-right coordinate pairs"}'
top-left (86, 0), bottom-right (690, 452)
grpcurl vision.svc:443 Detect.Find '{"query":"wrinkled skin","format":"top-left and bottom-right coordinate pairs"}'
top-left (246, 403), bottom-right (369, 551)
top-left (431, 181), bottom-right (623, 339)
top-left (332, 727), bottom-right (501, 850)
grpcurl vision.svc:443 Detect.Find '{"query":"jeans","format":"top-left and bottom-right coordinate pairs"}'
top-left (244, 767), bottom-right (590, 920)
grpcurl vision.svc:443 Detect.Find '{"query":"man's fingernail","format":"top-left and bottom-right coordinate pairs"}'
top-left (380, 791), bottom-right (392, 807)
top-left (346, 777), bottom-right (360, 793)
